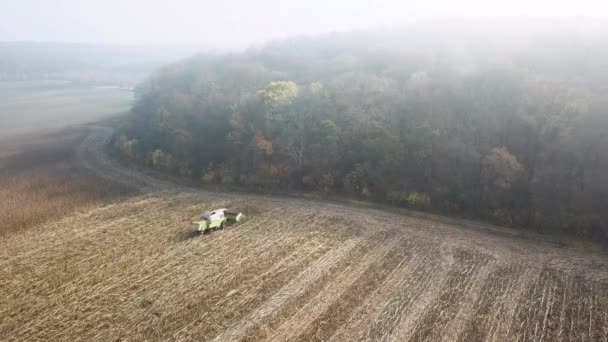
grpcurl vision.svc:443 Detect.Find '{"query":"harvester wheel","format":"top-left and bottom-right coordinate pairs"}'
top-left (219, 222), bottom-right (225, 230)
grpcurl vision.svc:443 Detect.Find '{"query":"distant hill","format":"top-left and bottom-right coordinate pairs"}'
top-left (0, 42), bottom-right (213, 85)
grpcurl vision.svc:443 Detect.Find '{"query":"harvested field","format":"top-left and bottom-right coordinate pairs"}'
top-left (2, 126), bottom-right (608, 342)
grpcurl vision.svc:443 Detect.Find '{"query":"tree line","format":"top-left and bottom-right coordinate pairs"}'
top-left (115, 21), bottom-right (608, 241)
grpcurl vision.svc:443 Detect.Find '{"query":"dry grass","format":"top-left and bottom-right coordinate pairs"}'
top-left (2, 189), bottom-right (608, 342)
top-left (0, 129), bottom-right (136, 235)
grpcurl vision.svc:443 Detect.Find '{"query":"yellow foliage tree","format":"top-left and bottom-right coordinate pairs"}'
top-left (257, 81), bottom-right (298, 106)
top-left (254, 130), bottom-right (273, 156)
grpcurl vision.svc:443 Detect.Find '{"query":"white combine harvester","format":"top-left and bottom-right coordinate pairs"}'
top-left (192, 208), bottom-right (243, 233)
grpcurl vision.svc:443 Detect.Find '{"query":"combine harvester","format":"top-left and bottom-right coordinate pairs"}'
top-left (192, 208), bottom-right (243, 234)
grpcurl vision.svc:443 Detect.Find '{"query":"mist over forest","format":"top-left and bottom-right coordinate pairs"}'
top-left (113, 18), bottom-right (608, 240)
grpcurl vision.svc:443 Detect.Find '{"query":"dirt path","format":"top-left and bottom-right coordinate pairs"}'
top-left (77, 125), bottom-right (175, 192)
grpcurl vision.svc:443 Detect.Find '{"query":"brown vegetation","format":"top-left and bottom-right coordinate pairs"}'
top-left (0, 129), bottom-right (136, 235)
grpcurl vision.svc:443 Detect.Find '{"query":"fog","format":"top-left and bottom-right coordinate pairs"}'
top-left (2, 0), bottom-right (608, 49)
top-left (4, 3), bottom-right (608, 336)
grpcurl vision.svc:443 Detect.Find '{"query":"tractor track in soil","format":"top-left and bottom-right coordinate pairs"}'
top-left (3, 125), bottom-right (608, 341)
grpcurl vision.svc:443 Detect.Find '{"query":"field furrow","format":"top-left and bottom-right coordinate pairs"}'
top-left (291, 240), bottom-right (410, 342)
top-left (329, 242), bottom-right (440, 342)
top-left (265, 238), bottom-right (399, 341)
top-left (217, 237), bottom-right (368, 342)
top-left (456, 264), bottom-right (525, 342)
top-left (406, 248), bottom-right (490, 342)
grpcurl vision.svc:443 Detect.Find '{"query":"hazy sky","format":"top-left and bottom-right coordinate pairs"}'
top-left (1, 0), bottom-right (607, 49)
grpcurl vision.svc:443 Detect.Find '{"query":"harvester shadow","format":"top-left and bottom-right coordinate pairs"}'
top-left (174, 229), bottom-right (201, 242)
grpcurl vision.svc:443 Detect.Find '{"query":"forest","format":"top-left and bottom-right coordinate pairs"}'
top-left (115, 19), bottom-right (608, 240)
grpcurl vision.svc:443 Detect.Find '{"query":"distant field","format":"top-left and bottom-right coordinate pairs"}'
top-left (0, 81), bottom-right (133, 139)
